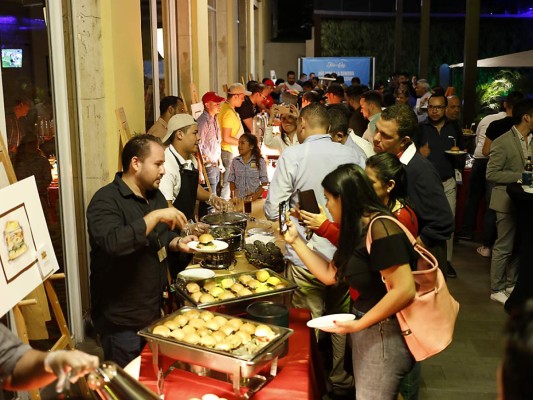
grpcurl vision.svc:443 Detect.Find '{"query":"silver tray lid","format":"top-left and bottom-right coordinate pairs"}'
top-left (174, 268), bottom-right (297, 308)
top-left (202, 212), bottom-right (248, 225)
top-left (138, 307), bottom-right (293, 362)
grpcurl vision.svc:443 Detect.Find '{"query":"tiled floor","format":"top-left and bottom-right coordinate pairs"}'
top-left (419, 239), bottom-right (507, 400)
top-left (18, 237), bottom-right (508, 400)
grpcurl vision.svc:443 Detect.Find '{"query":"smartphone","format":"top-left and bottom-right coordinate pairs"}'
top-left (279, 200), bottom-right (289, 234)
top-left (298, 189), bottom-right (320, 214)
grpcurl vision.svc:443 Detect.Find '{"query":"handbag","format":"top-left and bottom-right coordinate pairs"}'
top-left (365, 215), bottom-right (460, 361)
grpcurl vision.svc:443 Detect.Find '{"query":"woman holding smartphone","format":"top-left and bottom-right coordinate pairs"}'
top-left (283, 163), bottom-right (417, 399)
top-left (263, 104), bottom-right (299, 153)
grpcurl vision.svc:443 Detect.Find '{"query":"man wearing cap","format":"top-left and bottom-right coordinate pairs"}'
top-left (147, 96), bottom-right (186, 140)
top-left (261, 79), bottom-right (276, 110)
top-left (218, 83), bottom-right (247, 200)
top-left (159, 114), bottom-right (226, 275)
top-left (197, 91), bottom-right (225, 199)
top-left (236, 83), bottom-right (269, 133)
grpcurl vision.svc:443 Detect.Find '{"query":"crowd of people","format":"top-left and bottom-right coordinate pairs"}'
top-left (5, 67), bottom-right (530, 399)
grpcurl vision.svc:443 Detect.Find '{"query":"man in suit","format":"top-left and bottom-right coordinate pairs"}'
top-left (486, 99), bottom-right (533, 305)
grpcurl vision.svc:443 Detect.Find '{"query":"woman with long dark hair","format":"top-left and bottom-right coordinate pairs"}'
top-left (263, 105), bottom-right (299, 152)
top-left (227, 133), bottom-right (268, 200)
top-left (284, 163), bottom-right (417, 399)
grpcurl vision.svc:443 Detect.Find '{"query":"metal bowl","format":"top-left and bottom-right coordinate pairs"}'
top-left (209, 224), bottom-right (244, 252)
top-left (201, 212), bottom-right (248, 232)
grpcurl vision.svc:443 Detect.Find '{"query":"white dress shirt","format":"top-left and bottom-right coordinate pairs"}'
top-left (159, 145), bottom-right (198, 202)
top-left (473, 111), bottom-right (506, 159)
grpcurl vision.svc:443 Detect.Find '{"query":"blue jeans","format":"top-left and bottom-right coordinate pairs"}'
top-left (100, 329), bottom-right (145, 368)
top-left (350, 315), bottom-right (415, 400)
top-left (220, 150), bottom-right (233, 200)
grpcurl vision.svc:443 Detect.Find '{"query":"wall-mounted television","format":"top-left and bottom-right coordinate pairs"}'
top-left (2, 49), bottom-right (23, 68)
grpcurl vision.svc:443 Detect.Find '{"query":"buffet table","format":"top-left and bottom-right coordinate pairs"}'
top-left (138, 308), bottom-right (321, 399)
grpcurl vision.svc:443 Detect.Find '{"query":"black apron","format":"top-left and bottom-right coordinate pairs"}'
top-left (168, 152), bottom-right (199, 277)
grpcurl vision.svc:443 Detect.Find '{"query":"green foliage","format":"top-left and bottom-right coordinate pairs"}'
top-left (477, 70), bottom-right (521, 112)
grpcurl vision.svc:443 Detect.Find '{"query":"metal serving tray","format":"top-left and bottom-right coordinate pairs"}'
top-left (174, 268), bottom-right (297, 315)
top-left (138, 307), bottom-right (293, 397)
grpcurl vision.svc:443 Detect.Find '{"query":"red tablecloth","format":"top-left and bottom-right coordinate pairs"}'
top-left (139, 308), bottom-right (320, 399)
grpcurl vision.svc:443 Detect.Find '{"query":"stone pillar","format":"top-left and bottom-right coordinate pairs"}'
top-left (176, 0), bottom-right (192, 103)
top-left (419, 0), bottom-right (430, 78)
top-left (191, 0), bottom-right (210, 97)
top-left (462, 0), bottom-right (480, 126)
top-left (226, 0), bottom-right (239, 85)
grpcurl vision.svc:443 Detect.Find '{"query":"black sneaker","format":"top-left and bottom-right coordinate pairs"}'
top-left (445, 262), bottom-right (457, 278)
top-left (455, 231), bottom-right (473, 241)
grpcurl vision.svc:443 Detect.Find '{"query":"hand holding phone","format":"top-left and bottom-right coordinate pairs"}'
top-left (298, 189), bottom-right (320, 214)
top-left (279, 200), bottom-right (289, 234)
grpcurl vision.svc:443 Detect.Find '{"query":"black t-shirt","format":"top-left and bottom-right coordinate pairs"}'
top-left (235, 96), bottom-right (256, 133)
top-left (486, 116), bottom-right (514, 141)
top-left (348, 107), bottom-right (368, 137)
top-left (342, 216), bottom-right (418, 313)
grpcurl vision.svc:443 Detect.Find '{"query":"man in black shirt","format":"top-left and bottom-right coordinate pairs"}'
top-left (418, 94), bottom-right (463, 278)
top-left (87, 134), bottom-right (195, 367)
top-left (235, 83), bottom-right (268, 133)
top-left (482, 91), bottom-right (524, 157)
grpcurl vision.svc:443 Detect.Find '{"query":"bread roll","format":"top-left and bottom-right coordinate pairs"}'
top-left (209, 287), bottom-right (225, 298)
top-left (227, 318), bottom-right (244, 330)
top-left (204, 320), bottom-right (220, 331)
top-left (196, 327), bottom-right (211, 337)
top-left (230, 283), bottom-right (244, 293)
top-left (182, 325), bottom-right (196, 335)
top-left (239, 323), bottom-right (256, 335)
top-left (169, 328), bottom-right (185, 341)
top-left (221, 278), bottom-right (234, 289)
top-left (200, 335), bottom-right (217, 348)
top-left (164, 320), bottom-right (178, 330)
top-left (200, 311), bottom-right (215, 321)
top-left (213, 316), bottom-right (228, 326)
top-left (189, 318), bottom-right (205, 329)
top-left (153, 325), bottom-right (171, 337)
top-left (266, 276), bottom-right (281, 286)
top-left (254, 284), bottom-right (271, 293)
top-left (186, 282), bottom-right (201, 293)
top-left (191, 291), bottom-right (202, 302)
top-left (237, 288), bottom-right (253, 297)
top-left (183, 332), bottom-right (201, 345)
top-left (238, 274), bottom-right (253, 284)
top-left (215, 341), bottom-right (231, 351)
top-left (183, 309), bottom-right (201, 319)
top-left (199, 293), bottom-right (216, 303)
top-left (224, 334), bottom-right (242, 349)
top-left (219, 291), bottom-right (236, 300)
top-left (212, 331), bottom-right (226, 343)
top-left (203, 281), bottom-right (218, 291)
top-left (218, 324), bottom-right (236, 336)
top-left (256, 270), bottom-right (270, 282)
top-left (173, 315), bottom-right (189, 327)
top-left (274, 283), bottom-right (287, 290)
top-left (235, 330), bottom-right (252, 344)
top-left (246, 279), bottom-right (260, 289)
top-left (255, 324), bottom-right (275, 340)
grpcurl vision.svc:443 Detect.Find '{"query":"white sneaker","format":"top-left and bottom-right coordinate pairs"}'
top-left (490, 291), bottom-right (509, 305)
top-left (476, 246), bottom-right (492, 258)
top-left (506, 286), bottom-right (515, 295)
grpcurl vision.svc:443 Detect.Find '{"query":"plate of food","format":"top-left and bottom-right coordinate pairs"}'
top-left (178, 268), bottom-right (216, 281)
top-left (306, 313), bottom-right (356, 329)
top-left (187, 234), bottom-right (229, 253)
top-left (445, 147), bottom-right (467, 155)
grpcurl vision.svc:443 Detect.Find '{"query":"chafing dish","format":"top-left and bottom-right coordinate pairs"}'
top-left (138, 307), bottom-right (293, 398)
top-left (174, 268), bottom-right (297, 315)
top-left (201, 211), bottom-right (248, 232)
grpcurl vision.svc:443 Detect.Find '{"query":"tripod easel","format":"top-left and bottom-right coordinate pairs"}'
top-left (0, 132), bottom-right (92, 399)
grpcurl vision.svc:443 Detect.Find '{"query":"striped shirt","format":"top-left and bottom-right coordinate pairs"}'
top-left (227, 155), bottom-right (268, 198)
top-left (197, 110), bottom-right (221, 164)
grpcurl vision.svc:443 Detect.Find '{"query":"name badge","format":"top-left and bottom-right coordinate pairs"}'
top-left (250, 162), bottom-right (257, 169)
top-left (157, 246), bottom-right (167, 262)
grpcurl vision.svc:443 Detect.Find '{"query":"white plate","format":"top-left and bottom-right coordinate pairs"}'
top-left (306, 313), bottom-right (356, 329)
top-left (187, 240), bottom-right (228, 253)
top-left (445, 150), bottom-right (467, 155)
top-left (178, 268), bottom-right (216, 281)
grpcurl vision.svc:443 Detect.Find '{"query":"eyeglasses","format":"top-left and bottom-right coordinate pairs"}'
top-left (427, 105), bottom-right (445, 110)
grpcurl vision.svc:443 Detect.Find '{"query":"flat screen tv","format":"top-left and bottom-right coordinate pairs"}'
top-left (2, 49), bottom-right (23, 68)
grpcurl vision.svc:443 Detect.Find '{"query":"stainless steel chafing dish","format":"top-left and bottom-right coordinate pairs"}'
top-left (174, 268), bottom-right (297, 314)
top-left (138, 307), bottom-right (293, 398)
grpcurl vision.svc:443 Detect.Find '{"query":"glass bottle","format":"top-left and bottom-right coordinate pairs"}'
top-left (522, 156), bottom-right (532, 187)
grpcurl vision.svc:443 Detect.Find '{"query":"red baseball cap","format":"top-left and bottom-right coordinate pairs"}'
top-left (202, 91), bottom-right (225, 104)
top-left (263, 79), bottom-right (275, 87)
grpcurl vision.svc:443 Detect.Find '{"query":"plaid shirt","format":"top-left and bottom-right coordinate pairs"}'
top-left (228, 155), bottom-right (268, 197)
top-left (197, 110), bottom-right (221, 164)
